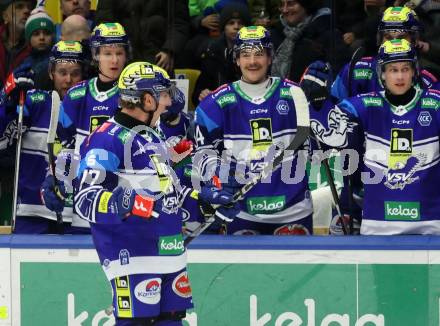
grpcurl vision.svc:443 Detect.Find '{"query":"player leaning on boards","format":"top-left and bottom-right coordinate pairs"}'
top-left (41, 22), bottom-right (129, 231)
top-left (193, 26), bottom-right (313, 235)
top-left (0, 40), bottom-right (86, 233)
top-left (312, 39), bottom-right (440, 235)
top-left (74, 61), bottom-right (238, 325)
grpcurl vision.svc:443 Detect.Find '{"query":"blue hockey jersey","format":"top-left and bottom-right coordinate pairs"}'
top-left (331, 56), bottom-right (438, 101)
top-left (75, 111), bottom-right (196, 280)
top-left (58, 77), bottom-right (120, 227)
top-left (0, 90), bottom-right (72, 221)
top-left (312, 87), bottom-right (440, 234)
top-left (194, 78), bottom-right (313, 224)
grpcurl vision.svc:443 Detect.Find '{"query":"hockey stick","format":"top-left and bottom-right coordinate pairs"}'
top-left (313, 135), bottom-right (348, 235)
top-left (47, 90), bottom-right (64, 234)
top-left (346, 47), bottom-right (365, 234)
top-left (184, 86), bottom-right (310, 247)
top-left (11, 90), bottom-right (25, 232)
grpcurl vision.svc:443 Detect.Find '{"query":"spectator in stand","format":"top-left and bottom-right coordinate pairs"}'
top-left (95, 0), bottom-right (190, 74)
top-left (55, 0), bottom-right (94, 42)
top-left (183, 0), bottom-right (247, 69)
top-left (0, 0), bottom-right (35, 86)
top-left (192, 2), bottom-right (250, 105)
top-left (270, 0), bottom-right (348, 82)
top-left (248, 0), bottom-right (280, 28)
top-left (21, 7), bottom-right (54, 78)
top-left (61, 14), bottom-right (90, 42)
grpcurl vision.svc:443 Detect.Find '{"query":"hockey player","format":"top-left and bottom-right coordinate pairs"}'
top-left (312, 39), bottom-right (440, 235)
top-left (75, 61), bottom-right (238, 325)
top-left (41, 22), bottom-right (129, 229)
top-left (0, 40), bottom-right (85, 233)
top-left (193, 26), bottom-right (313, 235)
top-left (331, 6), bottom-right (438, 101)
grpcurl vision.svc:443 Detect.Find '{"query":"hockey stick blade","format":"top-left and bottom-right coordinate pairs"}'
top-left (48, 90), bottom-right (64, 234)
top-left (184, 86), bottom-right (310, 247)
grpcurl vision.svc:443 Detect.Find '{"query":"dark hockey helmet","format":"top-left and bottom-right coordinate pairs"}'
top-left (49, 40), bottom-right (84, 70)
top-left (233, 25), bottom-right (273, 61)
top-left (377, 39), bottom-right (419, 83)
top-left (377, 7), bottom-right (422, 44)
top-left (160, 85), bottom-right (185, 124)
top-left (118, 61), bottom-right (172, 105)
top-left (90, 22), bottom-right (130, 60)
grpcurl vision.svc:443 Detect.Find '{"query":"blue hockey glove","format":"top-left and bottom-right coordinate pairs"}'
top-left (110, 186), bottom-right (161, 220)
top-left (300, 60), bottom-right (331, 109)
top-left (0, 63), bottom-right (34, 106)
top-left (41, 175), bottom-right (66, 213)
top-left (199, 176), bottom-right (241, 223)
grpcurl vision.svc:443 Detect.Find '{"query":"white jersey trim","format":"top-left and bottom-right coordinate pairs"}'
top-left (102, 253), bottom-right (187, 280)
top-left (361, 219), bottom-right (440, 235)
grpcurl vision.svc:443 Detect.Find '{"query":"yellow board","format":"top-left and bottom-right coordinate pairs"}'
top-left (44, 0), bottom-right (98, 24)
top-left (174, 69), bottom-right (201, 111)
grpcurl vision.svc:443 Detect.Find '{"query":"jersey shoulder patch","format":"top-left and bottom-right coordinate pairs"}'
top-left (360, 93), bottom-right (383, 107)
top-left (27, 89), bottom-right (48, 104)
top-left (420, 90), bottom-right (440, 110)
top-left (67, 80), bottom-right (88, 101)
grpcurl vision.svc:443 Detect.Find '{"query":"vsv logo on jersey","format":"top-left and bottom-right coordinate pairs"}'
top-left (134, 278), bottom-right (162, 304)
top-left (250, 161), bottom-right (269, 172)
top-left (247, 196), bottom-right (286, 214)
top-left (385, 153), bottom-right (426, 190)
top-left (158, 234), bottom-right (184, 255)
top-left (384, 201), bottom-right (420, 221)
top-left (250, 118), bottom-right (272, 151)
top-left (162, 196), bottom-right (179, 214)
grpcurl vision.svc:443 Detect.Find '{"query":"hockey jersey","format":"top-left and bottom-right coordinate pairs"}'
top-left (312, 87), bottom-right (440, 234)
top-left (75, 111), bottom-right (195, 280)
top-left (194, 78), bottom-right (313, 224)
top-left (58, 77), bottom-right (120, 227)
top-left (331, 56), bottom-right (438, 101)
top-left (0, 90), bottom-right (72, 221)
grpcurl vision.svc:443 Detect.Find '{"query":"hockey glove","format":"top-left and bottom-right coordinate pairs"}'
top-left (41, 175), bottom-right (67, 213)
top-left (111, 186), bottom-right (161, 220)
top-left (199, 176), bottom-right (241, 223)
top-left (0, 63), bottom-right (34, 105)
top-left (300, 60), bottom-right (331, 109)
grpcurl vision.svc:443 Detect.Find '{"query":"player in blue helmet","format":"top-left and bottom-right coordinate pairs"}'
top-left (311, 39), bottom-right (440, 235)
top-left (0, 40), bottom-right (86, 233)
top-left (41, 23), bottom-right (130, 230)
top-left (193, 26), bottom-right (314, 235)
top-left (75, 61), bottom-right (237, 324)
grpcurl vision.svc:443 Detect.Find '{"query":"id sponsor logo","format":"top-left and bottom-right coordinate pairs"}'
top-left (250, 118), bottom-right (272, 151)
top-left (385, 201), bottom-right (420, 221)
top-left (134, 278), bottom-right (161, 304)
top-left (247, 196), bottom-right (285, 214)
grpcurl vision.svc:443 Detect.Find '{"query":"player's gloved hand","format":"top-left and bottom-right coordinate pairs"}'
top-left (300, 60), bottom-right (331, 109)
top-left (110, 186), bottom-right (161, 220)
top-left (199, 176), bottom-right (241, 223)
top-left (4, 63), bottom-right (34, 95)
top-left (329, 214), bottom-right (360, 236)
top-left (40, 175), bottom-right (66, 213)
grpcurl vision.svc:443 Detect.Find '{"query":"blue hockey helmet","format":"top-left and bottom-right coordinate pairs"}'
top-left (233, 25), bottom-right (273, 61)
top-left (118, 61), bottom-right (172, 105)
top-left (378, 7), bottom-right (422, 44)
top-left (377, 39), bottom-right (419, 83)
top-left (90, 22), bottom-right (130, 60)
top-left (49, 40), bottom-right (84, 70)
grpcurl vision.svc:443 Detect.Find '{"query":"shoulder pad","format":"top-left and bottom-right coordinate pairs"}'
top-left (27, 89), bottom-right (48, 104)
top-left (67, 80), bottom-right (88, 100)
top-left (211, 83), bottom-right (230, 96)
